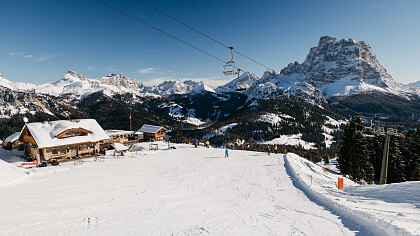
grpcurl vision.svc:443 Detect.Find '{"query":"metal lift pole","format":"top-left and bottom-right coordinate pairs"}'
top-left (379, 134), bottom-right (390, 184)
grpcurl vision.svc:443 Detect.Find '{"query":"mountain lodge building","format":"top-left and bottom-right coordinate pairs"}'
top-left (19, 119), bottom-right (110, 163)
top-left (137, 124), bottom-right (169, 141)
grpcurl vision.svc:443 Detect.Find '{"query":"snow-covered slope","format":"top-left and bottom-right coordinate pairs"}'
top-left (2, 144), bottom-right (418, 235)
top-left (285, 153), bottom-right (420, 235)
top-left (0, 144), bottom-right (356, 235)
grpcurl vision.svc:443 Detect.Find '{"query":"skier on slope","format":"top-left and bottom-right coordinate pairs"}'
top-left (205, 140), bottom-right (210, 148)
top-left (274, 145), bottom-right (277, 154)
top-left (194, 139), bottom-right (197, 148)
top-left (225, 149), bottom-right (229, 158)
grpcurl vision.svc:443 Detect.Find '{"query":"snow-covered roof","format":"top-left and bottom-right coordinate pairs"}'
top-left (111, 142), bottom-right (129, 151)
top-left (138, 124), bottom-right (168, 134)
top-left (25, 119), bottom-right (110, 149)
top-left (4, 132), bottom-right (21, 144)
top-left (105, 130), bottom-right (133, 136)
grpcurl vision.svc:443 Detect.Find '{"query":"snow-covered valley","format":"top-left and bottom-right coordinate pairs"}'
top-left (1, 143), bottom-right (418, 235)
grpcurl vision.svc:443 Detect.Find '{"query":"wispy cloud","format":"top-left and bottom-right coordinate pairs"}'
top-left (7, 51), bottom-right (56, 62)
top-left (34, 54), bottom-right (57, 62)
top-left (87, 66), bottom-right (96, 71)
top-left (135, 67), bottom-right (156, 74)
top-left (8, 52), bottom-right (24, 56)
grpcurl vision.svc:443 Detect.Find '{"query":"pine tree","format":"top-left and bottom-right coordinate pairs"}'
top-left (387, 136), bottom-right (406, 183)
top-left (337, 117), bottom-right (374, 183)
top-left (411, 165), bottom-right (420, 181)
top-left (369, 135), bottom-right (384, 181)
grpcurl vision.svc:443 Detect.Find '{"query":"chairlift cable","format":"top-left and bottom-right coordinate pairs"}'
top-left (95, 0), bottom-right (227, 64)
top-left (134, 0), bottom-right (272, 70)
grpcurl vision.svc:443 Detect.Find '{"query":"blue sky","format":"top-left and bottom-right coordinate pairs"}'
top-left (0, 0), bottom-right (419, 87)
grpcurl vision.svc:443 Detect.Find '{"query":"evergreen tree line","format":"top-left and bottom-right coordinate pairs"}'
top-left (337, 117), bottom-right (420, 184)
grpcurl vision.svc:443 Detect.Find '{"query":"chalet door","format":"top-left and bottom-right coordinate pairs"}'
top-left (39, 149), bottom-right (45, 161)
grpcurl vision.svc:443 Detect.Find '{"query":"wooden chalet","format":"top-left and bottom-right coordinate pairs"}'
top-left (137, 124), bottom-right (169, 141)
top-left (19, 119), bottom-right (110, 163)
top-left (3, 132), bottom-right (23, 149)
top-left (105, 130), bottom-right (134, 143)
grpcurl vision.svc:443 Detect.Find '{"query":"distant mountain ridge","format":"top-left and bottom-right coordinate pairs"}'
top-left (0, 71), bottom-right (209, 99)
top-left (407, 81), bottom-right (420, 88)
top-left (1, 36), bottom-right (420, 100)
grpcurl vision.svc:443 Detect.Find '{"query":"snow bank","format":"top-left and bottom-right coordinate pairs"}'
top-left (0, 159), bottom-right (27, 186)
top-left (284, 153), bottom-right (420, 235)
top-left (261, 133), bottom-right (317, 149)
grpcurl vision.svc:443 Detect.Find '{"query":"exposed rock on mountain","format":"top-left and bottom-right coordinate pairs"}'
top-left (274, 36), bottom-right (420, 97)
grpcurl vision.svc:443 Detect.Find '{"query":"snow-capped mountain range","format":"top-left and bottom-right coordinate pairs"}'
top-left (0, 71), bottom-right (210, 99)
top-left (1, 36), bottom-right (419, 100)
top-left (216, 36), bottom-right (420, 99)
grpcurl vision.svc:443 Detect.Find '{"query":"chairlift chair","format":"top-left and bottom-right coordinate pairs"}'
top-left (223, 62), bottom-right (236, 75)
top-left (223, 46), bottom-right (236, 75)
top-left (235, 68), bottom-right (247, 92)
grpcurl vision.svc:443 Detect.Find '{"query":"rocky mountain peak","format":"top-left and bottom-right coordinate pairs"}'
top-left (274, 36), bottom-right (409, 96)
top-left (100, 73), bottom-right (143, 90)
top-left (64, 70), bottom-right (87, 81)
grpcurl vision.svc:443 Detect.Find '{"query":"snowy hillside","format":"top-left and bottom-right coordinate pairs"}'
top-left (1, 144), bottom-right (418, 235)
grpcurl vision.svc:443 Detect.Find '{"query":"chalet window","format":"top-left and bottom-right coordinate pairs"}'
top-left (65, 132), bottom-right (72, 137)
top-left (82, 144), bottom-right (87, 149)
top-left (60, 148), bottom-right (66, 154)
top-left (52, 149), bottom-right (58, 155)
top-left (70, 146), bottom-right (76, 151)
top-left (74, 131), bottom-right (80, 136)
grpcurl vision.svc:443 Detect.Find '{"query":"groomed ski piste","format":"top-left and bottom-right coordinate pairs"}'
top-left (0, 143), bottom-right (419, 235)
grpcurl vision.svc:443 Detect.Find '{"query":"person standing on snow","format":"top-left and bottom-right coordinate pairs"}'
top-left (274, 145), bottom-right (277, 154)
top-left (268, 147), bottom-right (270, 155)
top-left (225, 149), bottom-right (229, 158)
top-left (205, 140), bottom-right (210, 148)
top-left (194, 139), bottom-right (197, 148)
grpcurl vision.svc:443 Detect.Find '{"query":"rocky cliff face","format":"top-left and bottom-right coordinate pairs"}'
top-left (282, 36), bottom-right (394, 86)
top-left (277, 36), bottom-right (419, 97)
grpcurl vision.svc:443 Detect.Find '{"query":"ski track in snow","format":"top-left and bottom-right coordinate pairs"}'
top-left (284, 153), bottom-right (420, 236)
top-left (0, 144), bottom-right (355, 236)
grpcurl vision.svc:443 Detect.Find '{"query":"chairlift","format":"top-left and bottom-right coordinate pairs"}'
top-left (222, 47), bottom-right (247, 92)
top-left (223, 47), bottom-right (236, 75)
top-left (235, 69), bottom-right (247, 92)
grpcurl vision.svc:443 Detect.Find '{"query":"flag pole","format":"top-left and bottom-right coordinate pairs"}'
top-left (129, 113), bottom-right (132, 131)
